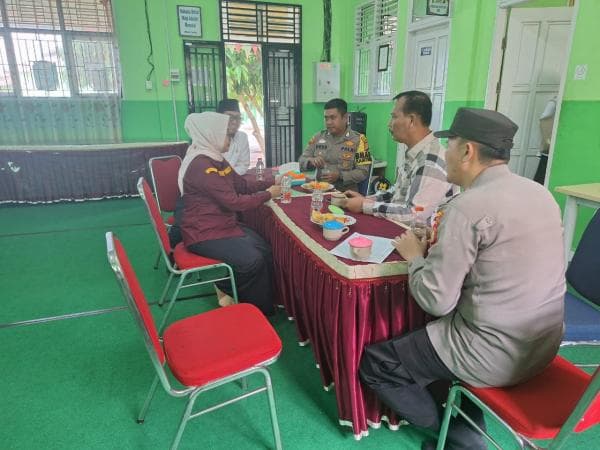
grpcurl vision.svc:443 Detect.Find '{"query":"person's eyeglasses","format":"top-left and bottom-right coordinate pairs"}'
top-left (227, 114), bottom-right (242, 122)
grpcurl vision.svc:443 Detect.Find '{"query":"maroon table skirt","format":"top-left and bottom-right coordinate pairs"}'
top-left (243, 199), bottom-right (430, 438)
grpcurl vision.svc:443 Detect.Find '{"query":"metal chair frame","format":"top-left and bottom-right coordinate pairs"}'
top-left (148, 155), bottom-right (182, 270)
top-left (436, 364), bottom-right (600, 450)
top-left (106, 232), bottom-right (282, 450)
top-left (137, 178), bottom-right (238, 331)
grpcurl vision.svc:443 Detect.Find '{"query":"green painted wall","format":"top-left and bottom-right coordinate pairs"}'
top-left (112, 0), bottom-right (599, 233)
top-left (329, 0), bottom-right (411, 180)
top-left (442, 0), bottom-right (496, 129)
top-left (112, 0), bottom-right (408, 177)
top-left (547, 0), bottom-right (600, 249)
top-left (114, 0), bottom-right (328, 144)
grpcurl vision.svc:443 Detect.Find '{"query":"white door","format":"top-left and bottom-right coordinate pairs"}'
top-left (405, 22), bottom-right (449, 133)
top-left (497, 7), bottom-right (572, 179)
top-left (398, 21), bottom-right (449, 174)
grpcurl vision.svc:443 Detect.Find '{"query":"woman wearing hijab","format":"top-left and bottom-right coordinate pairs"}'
top-left (178, 112), bottom-right (281, 316)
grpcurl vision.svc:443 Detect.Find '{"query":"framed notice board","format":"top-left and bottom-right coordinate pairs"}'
top-left (178, 5), bottom-right (202, 37)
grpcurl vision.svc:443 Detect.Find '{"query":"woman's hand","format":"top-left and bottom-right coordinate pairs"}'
top-left (267, 185), bottom-right (282, 199)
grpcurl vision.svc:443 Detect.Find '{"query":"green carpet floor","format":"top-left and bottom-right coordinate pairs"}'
top-left (0, 198), bottom-right (598, 449)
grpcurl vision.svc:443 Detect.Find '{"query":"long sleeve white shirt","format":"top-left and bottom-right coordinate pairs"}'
top-left (223, 131), bottom-right (251, 175)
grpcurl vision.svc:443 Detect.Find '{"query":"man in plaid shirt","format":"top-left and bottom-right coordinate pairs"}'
top-left (345, 91), bottom-right (455, 224)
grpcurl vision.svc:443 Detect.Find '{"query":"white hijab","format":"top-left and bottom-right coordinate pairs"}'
top-left (178, 112), bottom-right (230, 194)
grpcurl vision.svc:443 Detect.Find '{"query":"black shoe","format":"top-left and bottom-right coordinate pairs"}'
top-left (421, 440), bottom-right (437, 450)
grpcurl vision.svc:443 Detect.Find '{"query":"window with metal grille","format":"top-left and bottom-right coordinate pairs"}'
top-left (0, 0), bottom-right (119, 97)
top-left (221, 0), bottom-right (301, 44)
top-left (354, 0), bottom-right (397, 100)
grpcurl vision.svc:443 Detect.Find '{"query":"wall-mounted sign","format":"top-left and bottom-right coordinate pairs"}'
top-left (427, 0), bottom-right (450, 17)
top-left (420, 46), bottom-right (432, 56)
top-left (178, 5), bottom-right (202, 37)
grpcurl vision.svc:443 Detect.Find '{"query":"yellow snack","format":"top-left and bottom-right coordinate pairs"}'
top-left (309, 181), bottom-right (330, 190)
top-left (311, 210), bottom-right (346, 225)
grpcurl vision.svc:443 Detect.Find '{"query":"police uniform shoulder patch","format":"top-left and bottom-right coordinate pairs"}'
top-left (205, 166), bottom-right (232, 176)
top-left (358, 134), bottom-right (369, 149)
top-left (308, 133), bottom-right (320, 145)
top-left (355, 133), bottom-right (372, 166)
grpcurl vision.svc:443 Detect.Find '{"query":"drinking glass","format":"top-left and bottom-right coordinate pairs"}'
top-left (280, 175), bottom-right (292, 204)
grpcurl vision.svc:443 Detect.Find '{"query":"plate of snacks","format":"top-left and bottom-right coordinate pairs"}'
top-left (310, 210), bottom-right (357, 226)
top-left (301, 181), bottom-right (334, 192)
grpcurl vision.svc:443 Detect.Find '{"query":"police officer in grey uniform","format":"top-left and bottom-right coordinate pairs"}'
top-left (361, 108), bottom-right (565, 450)
top-left (299, 98), bottom-right (371, 192)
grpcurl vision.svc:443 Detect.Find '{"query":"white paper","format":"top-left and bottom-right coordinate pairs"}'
top-left (329, 232), bottom-right (395, 264)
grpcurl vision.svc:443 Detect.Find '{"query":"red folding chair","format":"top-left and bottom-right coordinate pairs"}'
top-left (106, 232), bottom-right (282, 450)
top-left (137, 177), bottom-right (238, 331)
top-left (437, 355), bottom-right (600, 450)
top-left (148, 155), bottom-right (182, 269)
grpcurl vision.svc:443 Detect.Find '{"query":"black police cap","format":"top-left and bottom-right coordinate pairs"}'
top-left (217, 98), bottom-right (240, 113)
top-left (434, 108), bottom-right (518, 151)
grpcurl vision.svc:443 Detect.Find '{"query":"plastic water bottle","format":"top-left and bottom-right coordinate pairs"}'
top-left (255, 157), bottom-right (265, 181)
top-left (411, 205), bottom-right (427, 240)
top-left (280, 174), bottom-right (292, 204)
top-left (311, 188), bottom-right (323, 212)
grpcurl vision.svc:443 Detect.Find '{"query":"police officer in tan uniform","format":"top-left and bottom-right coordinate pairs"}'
top-left (299, 98), bottom-right (371, 192)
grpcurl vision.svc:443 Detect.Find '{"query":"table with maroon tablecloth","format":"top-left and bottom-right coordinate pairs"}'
top-left (242, 195), bottom-right (430, 438)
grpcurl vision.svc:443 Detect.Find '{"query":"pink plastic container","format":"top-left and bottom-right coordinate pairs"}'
top-left (348, 236), bottom-right (373, 259)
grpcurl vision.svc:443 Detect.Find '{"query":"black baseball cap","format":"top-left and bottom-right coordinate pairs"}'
top-left (434, 108), bottom-right (518, 151)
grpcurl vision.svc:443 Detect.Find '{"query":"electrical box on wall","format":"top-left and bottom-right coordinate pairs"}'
top-left (170, 69), bottom-right (181, 82)
top-left (314, 62), bottom-right (340, 102)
